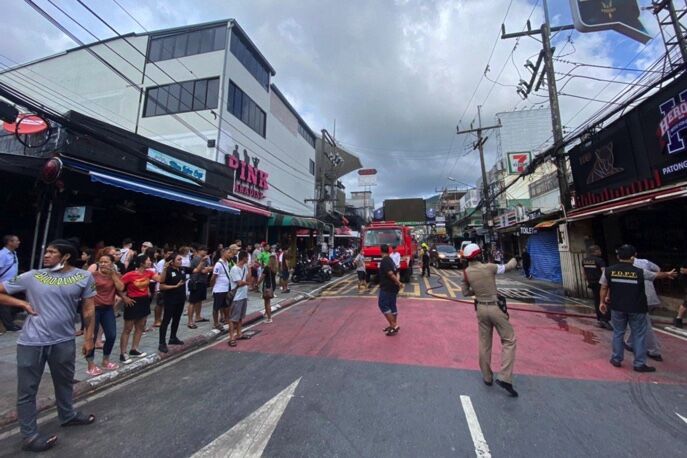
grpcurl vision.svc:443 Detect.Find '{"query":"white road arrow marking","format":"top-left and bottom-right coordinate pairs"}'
top-left (460, 395), bottom-right (491, 458)
top-left (677, 412), bottom-right (687, 425)
top-left (192, 378), bottom-right (302, 458)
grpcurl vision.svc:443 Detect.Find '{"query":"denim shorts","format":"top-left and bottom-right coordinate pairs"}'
top-left (378, 290), bottom-right (398, 315)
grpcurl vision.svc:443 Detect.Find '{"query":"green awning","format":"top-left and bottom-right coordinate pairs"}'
top-left (268, 213), bottom-right (324, 230)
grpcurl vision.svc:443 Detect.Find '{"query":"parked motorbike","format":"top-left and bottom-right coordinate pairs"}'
top-left (291, 257), bottom-right (327, 283)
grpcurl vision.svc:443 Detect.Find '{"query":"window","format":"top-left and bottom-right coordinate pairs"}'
top-left (148, 25), bottom-right (227, 62)
top-left (363, 229), bottom-right (402, 247)
top-left (144, 77), bottom-right (219, 117)
top-left (298, 122), bottom-right (316, 148)
top-left (229, 31), bottom-right (270, 90)
top-left (309, 159), bottom-right (315, 175)
top-left (227, 81), bottom-right (266, 137)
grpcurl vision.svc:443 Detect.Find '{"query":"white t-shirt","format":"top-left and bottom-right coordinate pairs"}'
top-left (154, 259), bottom-right (165, 292)
top-left (230, 264), bottom-right (248, 300)
top-left (212, 260), bottom-right (231, 293)
top-left (391, 252), bottom-right (401, 268)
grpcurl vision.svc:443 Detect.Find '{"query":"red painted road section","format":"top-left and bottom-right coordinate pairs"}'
top-left (215, 297), bottom-right (687, 385)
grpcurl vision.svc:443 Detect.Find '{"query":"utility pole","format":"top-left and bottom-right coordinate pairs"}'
top-left (502, 0), bottom-right (573, 206)
top-left (456, 105), bottom-right (501, 245)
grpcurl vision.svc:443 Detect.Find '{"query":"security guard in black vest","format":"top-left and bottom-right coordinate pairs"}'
top-left (582, 245), bottom-right (611, 329)
top-left (599, 244), bottom-right (676, 372)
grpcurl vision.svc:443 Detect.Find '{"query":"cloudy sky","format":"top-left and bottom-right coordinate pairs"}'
top-left (1, 0), bottom-right (663, 204)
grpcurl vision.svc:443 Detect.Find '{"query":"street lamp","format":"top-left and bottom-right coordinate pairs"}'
top-left (447, 177), bottom-right (475, 189)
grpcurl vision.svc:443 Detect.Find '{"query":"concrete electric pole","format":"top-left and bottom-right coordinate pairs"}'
top-left (456, 105), bottom-right (501, 244)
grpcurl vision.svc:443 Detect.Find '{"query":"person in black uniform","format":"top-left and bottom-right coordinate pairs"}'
top-left (421, 244), bottom-right (431, 278)
top-left (158, 254), bottom-right (187, 353)
top-left (599, 244), bottom-right (677, 372)
top-left (521, 249), bottom-right (531, 279)
top-left (582, 245), bottom-right (611, 329)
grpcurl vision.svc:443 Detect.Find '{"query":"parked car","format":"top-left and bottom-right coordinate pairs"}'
top-left (431, 244), bottom-right (461, 269)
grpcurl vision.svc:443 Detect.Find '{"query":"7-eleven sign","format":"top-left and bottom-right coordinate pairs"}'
top-left (507, 151), bottom-right (532, 175)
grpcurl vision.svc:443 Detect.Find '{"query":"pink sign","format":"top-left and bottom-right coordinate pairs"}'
top-left (225, 146), bottom-right (269, 200)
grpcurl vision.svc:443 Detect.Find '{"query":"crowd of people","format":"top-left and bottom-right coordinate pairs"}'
top-left (1, 236), bottom-right (296, 366)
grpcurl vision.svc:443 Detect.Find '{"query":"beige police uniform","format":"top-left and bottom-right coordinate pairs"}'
top-left (461, 258), bottom-right (518, 384)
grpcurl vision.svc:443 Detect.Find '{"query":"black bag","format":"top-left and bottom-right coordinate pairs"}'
top-left (222, 264), bottom-right (246, 307)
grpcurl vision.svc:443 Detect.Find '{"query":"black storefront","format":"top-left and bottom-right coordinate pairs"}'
top-left (0, 111), bottom-right (273, 268)
top-left (567, 71), bottom-right (687, 300)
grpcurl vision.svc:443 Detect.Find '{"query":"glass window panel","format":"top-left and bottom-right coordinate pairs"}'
top-left (148, 39), bottom-right (162, 62)
top-left (199, 28), bottom-right (215, 53)
top-left (233, 87), bottom-right (243, 116)
top-left (160, 36), bottom-right (175, 61)
top-left (144, 87), bottom-right (158, 116)
top-left (187, 31), bottom-right (201, 55)
top-left (179, 81), bottom-right (194, 112)
top-left (167, 83), bottom-right (181, 113)
top-left (213, 26), bottom-right (226, 51)
top-left (193, 79), bottom-right (207, 111)
top-left (173, 34), bottom-right (188, 58)
top-left (259, 110), bottom-right (266, 136)
top-left (241, 98), bottom-right (250, 124)
top-left (206, 78), bottom-right (219, 109)
top-left (155, 86), bottom-right (170, 115)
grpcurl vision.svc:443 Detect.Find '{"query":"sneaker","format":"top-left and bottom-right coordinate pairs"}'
top-left (169, 337), bottom-right (184, 345)
top-left (119, 354), bottom-right (132, 365)
top-left (610, 359), bottom-right (622, 368)
top-left (647, 354), bottom-right (663, 362)
top-left (102, 362), bottom-right (119, 370)
top-left (158, 344), bottom-right (168, 354)
top-left (674, 317), bottom-right (683, 328)
top-left (128, 349), bottom-right (147, 358)
top-left (633, 364), bottom-right (656, 373)
top-left (495, 380), bottom-right (519, 397)
top-left (265, 318), bottom-right (273, 324)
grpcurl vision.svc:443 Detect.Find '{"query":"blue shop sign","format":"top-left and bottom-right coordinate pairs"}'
top-left (146, 148), bottom-right (206, 186)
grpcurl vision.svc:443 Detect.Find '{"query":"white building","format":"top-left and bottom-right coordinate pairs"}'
top-left (349, 191), bottom-right (374, 222)
top-left (0, 20), bottom-right (317, 216)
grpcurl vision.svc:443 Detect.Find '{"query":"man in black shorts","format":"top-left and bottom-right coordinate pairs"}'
top-left (187, 246), bottom-right (212, 327)
top-left (378, 244), bottom-right (402, 336)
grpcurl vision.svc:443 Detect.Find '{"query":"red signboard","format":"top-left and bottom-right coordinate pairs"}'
top-left (358, 168), bottom-right (377, 175)
top-left (3, 114), bottom-right (50, 135)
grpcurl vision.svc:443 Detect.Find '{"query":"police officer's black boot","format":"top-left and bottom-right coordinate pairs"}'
top-left (496, 380), bottom-right (518, 397)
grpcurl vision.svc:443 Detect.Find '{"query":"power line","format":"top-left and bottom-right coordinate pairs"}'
top-left (25, 0), bottom-right (318, 209)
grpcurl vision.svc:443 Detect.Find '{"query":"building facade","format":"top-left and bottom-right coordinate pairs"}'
top-left (0, 19), bottom-right (331, 264)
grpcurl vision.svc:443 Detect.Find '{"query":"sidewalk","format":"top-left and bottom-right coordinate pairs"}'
top-left (0, 276), bottom-right (347, 428)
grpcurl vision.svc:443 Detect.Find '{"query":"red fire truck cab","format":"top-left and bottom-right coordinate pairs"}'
top-left (361, 221), bottom-right (415, 282)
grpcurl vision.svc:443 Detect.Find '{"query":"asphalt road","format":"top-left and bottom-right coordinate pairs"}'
top-left (1, 270), bottom-right (685, 457)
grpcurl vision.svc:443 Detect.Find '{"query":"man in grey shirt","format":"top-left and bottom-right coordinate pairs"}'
top-left (0, 234), bottom-right (21, 332)
top-left (625, 257), bottom-right (665, 361)
top-left (0, 239), bottom-right (97, 452)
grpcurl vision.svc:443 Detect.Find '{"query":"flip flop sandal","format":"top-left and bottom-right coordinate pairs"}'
top-left (238, 335), bottom-right (252, 340)
top-left (385, 327), bottom-right (400, 336)
top-left (187, 324), bottom-right (198, 329)
top-left (228, 340), bottom-right (237, 347)
top-left (22, 434), bottom-right (57, 452)
top-left (383, 326), bottom-right (393, 332)
top-left (197, 318), bottom-right (210, 323)
top-left (62, 413), bottom-right (95, 427)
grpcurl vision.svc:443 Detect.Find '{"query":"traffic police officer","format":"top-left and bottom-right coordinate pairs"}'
top-left (582, 245), bottom-right (611, 329)
top-left (599, 244), bottom-right (676, 372)
top-left (460, 243), bottom-right (519, 397)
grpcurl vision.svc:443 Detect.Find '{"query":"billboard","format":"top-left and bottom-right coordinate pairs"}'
top-left (569, 0), bottom-right (651, 44)
top-left (506, 151), bottom-right (532, 174)
top-left (383, 198), bottom-right (426, 223)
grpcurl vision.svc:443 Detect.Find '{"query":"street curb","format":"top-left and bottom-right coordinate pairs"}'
top-left (0, 274), bottom-right (352, 429)
top-left (0, 295), bottom-right (307, 429)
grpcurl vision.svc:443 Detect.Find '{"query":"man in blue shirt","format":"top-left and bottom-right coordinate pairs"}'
top-left (0, 234), bottom-right (21, 332)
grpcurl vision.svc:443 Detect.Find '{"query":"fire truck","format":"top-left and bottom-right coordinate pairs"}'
top-left (361, 221), bottom-right (415, 282)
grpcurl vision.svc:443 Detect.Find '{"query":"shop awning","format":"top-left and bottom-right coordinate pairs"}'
top-left (567, 184), bottom-right (687, 222)
top-left (90, 171), bottom-right (239, 214)
top-left (268, 213), bottom-right (324, 230)
top-left (534, 220), bottom-right (560, 229)
top-left (220, 198), bottom-right (271, 217)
